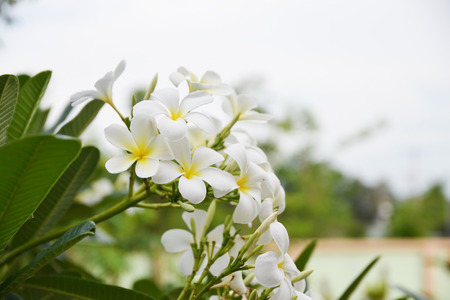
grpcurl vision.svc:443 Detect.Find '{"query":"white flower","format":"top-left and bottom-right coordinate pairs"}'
top-left (255, 222), bottom-right (300, 300)
top-left (170, 67), bottom-right (234, 95)
top-left (258, 172), bottom-right (286, 245)
top-left (152, 138), bottom-right (237, 204)
top-left (161, 210), bottom-right (229, 276)
top-left (293, 280), bottom-right (316, 300)
top-left (133, 88), bottom-right (215, 141)
top-left (71, 60), bottom-right (125, 106)
top-left (224, 144), bottom-right (267, 224)
top-left (104, 114), bottom-right (172, 178)
top-left (223, 94), bottom-right (272, 122)
top-left (212, 271), bottom-right (248, 296)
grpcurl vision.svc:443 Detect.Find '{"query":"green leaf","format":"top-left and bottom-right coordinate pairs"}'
top-left (12, 146), bottom-right (99, 248)
top-left (47, 102), bottom-right (74, 133)
top-left (0, 74), bottom-right (19, 146)
top-left (5, 292), bottom-right (24, 300)
top-left (133, 278), bottom-right (162, 298)
top-left (25, 108), bottom-right (50, 135)
top-left (295, 239), bottom-right (317, 271)
top-left (0, 221), bottom-right (95, 297)
top-left (57, 100), bottom-right (104, 137)
top-left (7, 71), bottom-right (52, 141)
top-left (337, 256), bottom-right (380, 300)
top-left (16, 75), bottom-right (30, 89)
top-left (21, 275), bottom-right (157, 300)
top-left (393, 285), bottom-right (429, 300)
top-left (0, 135), bottom-right (81, 251)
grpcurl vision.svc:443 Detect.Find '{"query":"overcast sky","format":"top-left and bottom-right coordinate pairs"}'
top-left (1, 0), bottom-right (450, 198)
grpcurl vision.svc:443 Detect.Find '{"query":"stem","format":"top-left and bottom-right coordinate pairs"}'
top-left (135, 202), bottom-right (182, 210)
top-left (0, 191), bottom-right (149, 266)
top-left (106, 101), bottom-right (127, 125)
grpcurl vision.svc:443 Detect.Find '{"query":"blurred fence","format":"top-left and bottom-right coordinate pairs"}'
top-left (291, 238), bottom-right (450, 300)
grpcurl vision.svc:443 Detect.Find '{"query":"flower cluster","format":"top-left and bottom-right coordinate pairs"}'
top-left (72, 61), bottom-right (314, 299)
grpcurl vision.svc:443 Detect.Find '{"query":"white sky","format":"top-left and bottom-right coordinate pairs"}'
top-left (1, 0), bottom-right (450, 198)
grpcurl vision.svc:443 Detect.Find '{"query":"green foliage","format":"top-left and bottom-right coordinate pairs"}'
top-left (25, 107), bottom-right (50, 134)
top-left (21, 275), bottom-right (156, 300)
top-left (295, 239), bottom-right (317, 271)
top-left (0, 74), bottom-right (19, 146)
top-left (0, 221), bottom-right (96, 297)
top-left (337, 256), bottom-right (380, 300)
top-left (0, 135), bottom-right (81, 251)
top-left (388, 184), bottom-right (449, 237)
top-left (278, 158), bottom-right (366, 238)
top-left (57, 99), bottom-right (104, 137)
top-left (12, 146), bottom-right (100, 248)
top-left (7, 71), bottom-right (51, 141)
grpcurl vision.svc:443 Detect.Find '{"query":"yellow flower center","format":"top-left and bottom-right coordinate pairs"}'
top-left (236, 175), bottom-right (250, 193)
top-left (170, 109), bottom-right (183, 121)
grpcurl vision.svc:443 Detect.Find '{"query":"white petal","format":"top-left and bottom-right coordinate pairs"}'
top-left (105, 154), bottom-right (136, 174)
top-left (271, 278), bottom-right (294, 300)
top-left (259, 198), bottom-right (275, 222)
top-left (133, 99), bottom-right (168, 116)
top-left (130, 114), bottom-right (158, 149)
top-left (179, 176), bottom-right (206, 204)
top-left (94, 72), bottom-right (114, 97)
top-left (151, 88), bottom-right (180, 113)
top-left (186, 112), bottom-right (215, 133)
top-left (257, 229), bottom-right (273, 245)
top-left (113, 60), bottom-right (126, 79)
top-left (179, 91), bottom-right (213, 112)
top-left (182, 209), bottom-right (207, 234)
top-left (135, 157), bottom-right (159, 178)
top-left (192, 147), bottom-right (224, 170)
top-left (224, 144), bottom-right (248, 173)
top-left (169, 71), bottom-right (186, 87)
top-left (241, 111), bottom-right (273, 122)
top-left (149, 136), bottom-right (173, 160)
top-left (293, 279), bottom-right (306, 293)
top-left (159, 116), bottom-right (187, 141)
top-left (152, 161), bottom-right (182, 184)
top-left (246, 161), bottom-right (267, 183)
top-left (255, 251), bottom-right (284, 287)
top-left (210, 253), bottom-right (230, 276)
top-left (270, 222), bottom-right (290, 255)
top-left (236, 94), bottom-right (258, 113)
top-left (282, 253), bottom-right (300, 279)
top-left (104, 124), bottom-right (138, 153)
top-left (178, 249), bottom-right (195, 275)
top-left (169, 138), bottom-right (191, 169)
top-left (200, 70), bottom-right (221, 84)
top-left (70, 90), bottom-right (101, 105)
top-left (229, 271), bottom-right (247, 295)
top-left (199, 167), bottom-right (237, 193)
top-left (161, 229), bottom-right (193, 253)
top-left (207, 224), bottom-right (224, 245)
top-left (233, 192), bottom-right (259, 224)
top-left (189, 82), bottom-right (234, 95)
top-left (229, 235), bottom-right (245, 258)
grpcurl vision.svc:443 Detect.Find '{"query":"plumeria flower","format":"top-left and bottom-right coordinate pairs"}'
top-left (211, 271), bottom-right (248, 297)
top-left (71, 60), bottom-right (125, 106)
top-left (223, 94), bottom-right (272, 122)
top-left (161, 210), bottom-right (229, 276)
top-left (255, 222), bottom-right (300, 300)
top-left (170, 66), bottom-right (234, 95)
top-left (104, 114), bottom-right (172, 178)
top-left (133, 88), bottom-right (215, 141)
top-left (224, 144), bottom-right (267, 224)
top-left (293, 280), bottom-right (316, 300)
top-left (258, 172), bottom-right (286, 245)
top-left (152, 138), bottom-right (237, 204)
